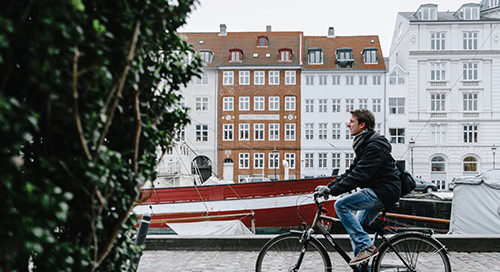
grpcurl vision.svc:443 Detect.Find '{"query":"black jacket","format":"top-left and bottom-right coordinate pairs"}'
top-left (327, 130), bottom-right (401, 208)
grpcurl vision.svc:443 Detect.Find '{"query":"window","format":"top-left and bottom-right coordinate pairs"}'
top-left (308, 49), bottom-right (323, 64)
top-left (359, 76), bottom-right (368, 85)
top-left (254, 123), bottom-right (265, 141)
top-left (431, 124), bottom-right (446, 144)
top-left (332, 75), bottom-right (341, 85)
top-left (305, 76), bottom-right (314, 85)
top-left (389, 98), bottom-right (405, 114)
top-left (318, 123), bottom-right (327, 140)
top-left (332, 153), bottom-right (341, 168)
top-left (463, 124), bottom-right (478, 143)
top-left (285, 123), bottom-right (296, 141)
top-left (345, 153), bottom-right (354, 170)
top-left (345, 128), bottom-right (353, 140)
top-left (195, 72), bottom-right (208, 85)
top-left (463, 32), bottom-right (478, 50)
top-left (254, 71), bottom-right (265, 85)
top-left (223, 124), bottom-right (233, 141)
top-left (463, 62), bottom-right (478, 81)
top-left (175, 128), bottom-right (185, 141)
top-left (318, 153), bottom-right (328, 168)
top-left (305, 99), bottom-right (314, 113)
top-left (230, 49), bottom-right (242, 62)
top-left (463, 156), bottom-right (478, 172)
top-left (318, 99), bottom-right (327, 112)
top-left (269, 153), bottom-right (279, 169)
top-left (254, 96), bottom-right (265, 111)
top-left (239, 96), bottom-right (250, 111)
top-left (431, 63), bottom-right (446, 81)
top-left (345, 75), bottom-right (354, 85)
top-left (258, 36), bottom-right (268, 47)
top-left (305, 123), bottom-right (314, 140)
top-left (239, 153), bottom-right (249, 169)
top-left (431, 32), bottom-right (446, 50)
top-left (389, 71), bottom-right (405, 85)
top-left (376, 123), bottom-right (382, 134)
top-left (431, 93), bottom-right (446, 112)
top-left (223, 71), bottom-right (234, 85)
top-left (389, 128), bottom-right (405, 144)
top-left (331, 123), bottom-right (341, 139)
top-left (197, 50), bottom-right (213, 63)
top-left (254, 153), bottom-right (264, 169)
top-left (332, 99), bottom-right (341, 112)
top-left (195, 96), bottom-right (208, 111)
top-left (269, 123), bottom-right (279, 141)
top-left (345, 98), bottom-right (354, 112)
top-left (223, 97), bottom-right (234, 111)
top-left (463, 93), bottom-right (478, 111)
top-left (336, 49), bottom-right (353, 61)
top-left (364, 49), bottom-right (378, 64)
top-left (319, 75), bottom-right (328, 85)
top-left (418, 6), bottom-right (437, 20)
top-left (239, 123), bottom-right (250, 140)
top-left (358, 98), bottom-right (368, 109)
top-left (239, 71), bottom-right (250, 85)
top-left (285, 153), bottom-right (296, 169)
top-left (372, 98), bottom-right (381, 113)
top-left (269, 71), bottom-right (280, 85)
top-left (431, 156), bottom-right (445, 172)
top-left (460, 7), bottom-right (480, 20)
top-left (269, 96), bottom-right (279, 111)
top-left (305, 153), bottom-right (314, 168)
top-left (279, 49), bottom-right (292, 61)
top-left (195, 125), bottom-right (208, 142)
top-left (285, 96), bottom-right (296, 111)
top-left (285, 71), bottom-right (296, 85)
top-left (373, 75), bottom-right (381, 85)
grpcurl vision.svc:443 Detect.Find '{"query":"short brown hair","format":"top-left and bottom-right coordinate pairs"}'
top-left (350, 109), bottom-right (375, 130)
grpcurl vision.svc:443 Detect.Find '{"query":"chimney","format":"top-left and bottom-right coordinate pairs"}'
top-left (328, 27), bottom-right (335, 38)
top-left (266, 25), bottom-right (272, 32)
top-left (219, 24), bottom-right (227, 36)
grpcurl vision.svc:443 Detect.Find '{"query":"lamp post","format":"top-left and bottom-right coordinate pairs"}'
top-left (409, 138), bottom-right (415, 176)
top-left (273, 147), bottom-right (278, 180)
top-left (493, 144), bottom-right (497, 169)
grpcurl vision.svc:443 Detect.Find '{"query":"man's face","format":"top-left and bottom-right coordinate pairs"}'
top-left (347, 115), bottom-right (366, 136)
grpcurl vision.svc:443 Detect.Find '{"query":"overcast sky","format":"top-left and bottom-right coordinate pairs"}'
top-left (180, 0), bottom-right (473, 55)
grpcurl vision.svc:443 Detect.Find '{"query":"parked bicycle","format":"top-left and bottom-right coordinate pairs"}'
top-left (255, 192), bottom-right (451, 272)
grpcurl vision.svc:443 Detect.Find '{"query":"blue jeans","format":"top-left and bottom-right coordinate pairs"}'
top-left (334, 188), bottom-right (384, 256)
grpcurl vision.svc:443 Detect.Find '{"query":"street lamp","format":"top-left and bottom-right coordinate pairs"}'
top-left (492, 144), bottom-right (497, 169)
top-left (273, 147), bottom-right (278, 181)
top-left (409, 138), bottom-right (415, 176)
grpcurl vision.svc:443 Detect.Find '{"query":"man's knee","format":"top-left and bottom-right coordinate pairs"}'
top-left (334, 198), bottom-right (347, 211)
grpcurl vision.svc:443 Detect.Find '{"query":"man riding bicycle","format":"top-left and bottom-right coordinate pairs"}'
top-left (316, 109), bottom-right (401, 266)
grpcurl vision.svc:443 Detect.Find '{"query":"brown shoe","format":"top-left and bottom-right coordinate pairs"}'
top-left (349, 245), bottom-right (379, 266)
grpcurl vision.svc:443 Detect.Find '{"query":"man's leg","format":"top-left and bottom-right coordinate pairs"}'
top-left (334, 188), bottom-right (384, 257)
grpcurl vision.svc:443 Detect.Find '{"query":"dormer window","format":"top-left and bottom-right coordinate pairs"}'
top-left (363, 48), bottom-right (378, 64)
top-left (416, 5), bottom-right (437, 20)
top-left (257, 36), bottom-right (268, 47)
top-left (457, 6), bottom-right (480, 20)
top-left (336, 48), bottom-right (354, 67)
top-left (229, 49), bottom-right (243, 62)
top-left (279, 48), bottom-right (292, 62)
top-left (197, 50), bottom-right (213, 63)
top-left (308, 49), bottom-right (322, 64)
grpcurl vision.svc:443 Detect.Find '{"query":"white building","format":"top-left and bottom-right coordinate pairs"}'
top-left (301, 29), bottom-right (387, 178)
top-left (388, 1), bottom-right (500, 189)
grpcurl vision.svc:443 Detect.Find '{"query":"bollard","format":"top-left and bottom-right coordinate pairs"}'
top-left (130, 212), bottom-right (151, 272)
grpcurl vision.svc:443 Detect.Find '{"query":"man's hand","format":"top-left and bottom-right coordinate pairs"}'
top-left (315, 186), bottom-right (331, 198)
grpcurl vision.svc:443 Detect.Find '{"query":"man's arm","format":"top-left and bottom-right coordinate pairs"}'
top-left (327, 159), bottom-right (356, 187)
top-left (328, 145), bottom-right (384, 196)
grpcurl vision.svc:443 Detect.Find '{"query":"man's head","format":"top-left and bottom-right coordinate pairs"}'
top-left (348, 109), bottom-right (375, 136)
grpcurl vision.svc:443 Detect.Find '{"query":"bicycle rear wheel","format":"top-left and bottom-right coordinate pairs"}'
top-left (255, 232), bottom-right (332, 272)
top-left (373, 232), bottom-right (451, 272)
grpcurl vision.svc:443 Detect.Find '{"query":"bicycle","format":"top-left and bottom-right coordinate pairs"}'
top-left (255, 192), bottom-right (451, 272)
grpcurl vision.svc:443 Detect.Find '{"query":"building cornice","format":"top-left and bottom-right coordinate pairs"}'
top-left (410, 50), bottom-right (500, 56)
top-left (218, 65), bottom-right (301, 70)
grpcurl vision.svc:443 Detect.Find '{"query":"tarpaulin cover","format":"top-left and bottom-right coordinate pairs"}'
top-left (168, 220), bottom-right (253, 235)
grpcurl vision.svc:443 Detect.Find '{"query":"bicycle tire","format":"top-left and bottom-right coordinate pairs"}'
top-left (255, 232), bottom-right (332, 272)
top-left (372, 232), bottom-right (451, 272)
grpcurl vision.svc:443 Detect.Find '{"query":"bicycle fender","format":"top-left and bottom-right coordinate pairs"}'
top-left (384, 231), bottom-right (449, 254)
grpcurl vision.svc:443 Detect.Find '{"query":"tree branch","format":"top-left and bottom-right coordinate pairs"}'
top-left (133, 89), bottom-right (141, 173)
top-left (72, 47), bottom-right (92, 160)
top-left (94, 21), bottom-right (141, 155)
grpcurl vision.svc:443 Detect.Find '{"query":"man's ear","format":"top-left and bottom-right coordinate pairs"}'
top-left (360, 122), bottom-right (366, 129)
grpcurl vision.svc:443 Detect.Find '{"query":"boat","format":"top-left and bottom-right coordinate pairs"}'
top-left (134, 176), bottom-right (337, 234)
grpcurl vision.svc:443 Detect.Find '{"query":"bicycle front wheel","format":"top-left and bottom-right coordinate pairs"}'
top-left (373, 232), bottom-right (451, 272)
top-left (255, 232), bottom-right (332, 272)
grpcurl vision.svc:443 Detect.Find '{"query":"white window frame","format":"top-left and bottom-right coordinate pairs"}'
top-left (239, 123), bottom-right (250, 141)
top-left (359, 75), bottom-right (368, 85)
top-left (268, 153), bottom-right (280, 169)
top-left (463, 31), bottom-right (478, 50)
top-left (332, 152), bottom-right (341, 168)
top-left (431, 124), bottom-right (446, 144)
top-left (285, 96), bottom-right (296, 111)
top-left (332, 75), bottom-right (341, 85)
top-left (269, 71), bottom-right (280, 85)
top-left (269, 123), bottom-right (279, 141)
top-left (195, 72), bottom-right (209, 85)
top-left (318, 153), bottom-right (328, 169)
top-left (345, 75), bottom-right (354, 85)
top-left (285, 123), bottom-right (296, 141)
top-left (305, 75), bottom-right (314, 85)
top-left (254, 96), bottom-right (265, 111)
top-left (285, 71), bottom-right (296, 85)
top-left (195, 96), bottom-right (209, 111)
top-left (372, 98), bottom-right (381, 113)
top-left (319, 75), bottom-right (328, 85)
top-left (195, 125), bottom-right (208, 142)
top-left (358, 98), bottom-right (368, 109)
top-left (305, 123), bottom-right (314, 140)
top-left (463, 62), bottom-right (478, 81)
top-left (223, 124), bottom-right (233, 141)
top-left (463, 92), bottom-right (478, 112)
top-left (389, 97), bottom-right (405, 114)
top-left (431, 93), bottom-right (446, 112)
top-left (254, 153), bottom-right (264, 169)
top-left (254, 123), bottom-right (265, 141)
top-left (431, 32), bottom-right (446, 50)
top-left (431, 62), bottom-right (446, 81)
top-left (239, 70), bottom-right (250, 85)
top-left (331, 99), bottom-right (341, 112)
top-left (223, 71), bottom-right (234, 85)
top-left (389, 128), bottom-right (405, 144)
top-left (239, 153), bottom-right (249, 169)
top-left (318, 99), bottom-right (328, 112)
top-left (269, 96), bottom-right (279, 111)
top-left (305, 99), bottom-right (314, 113)
top-left (463, 124), bottom-right (478, 143)
top-left (254, 71), bottom-right (265, 85)
top-left (223, 97), bottom-right (234, 111)
top-left (285, 153), bottom-right (296, 169)
top-left (239, 96), bottom-right (250, 111)
top-left (364, 49), bottom-right (378, 64)
top-left (345, 153), bottom-right (354, 170)
top-left (318, 123), bottom-right (327, 140)
top-left (331, 123), bottom-right (341, 140)
top-left (230, 50), bottom-right (242, 62)
top-left (308, 49), bottom-right (323, 64)
top-left (345, 98), bottom-right (354, 112)
top-left (304, 153), bottom-right (314, 168)
top-left (372, 75), bottom-right (381, 85)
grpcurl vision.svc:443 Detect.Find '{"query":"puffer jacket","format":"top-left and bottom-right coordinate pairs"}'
top-left (327, 130), bottom-right (401, 208)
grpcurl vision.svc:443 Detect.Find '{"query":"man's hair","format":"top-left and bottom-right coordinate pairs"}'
top-left (350, 109), bottom-right (375, 130)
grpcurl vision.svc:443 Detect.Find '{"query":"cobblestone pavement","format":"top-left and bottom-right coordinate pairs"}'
top-left (138, 250), bottom-right (500, 272)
